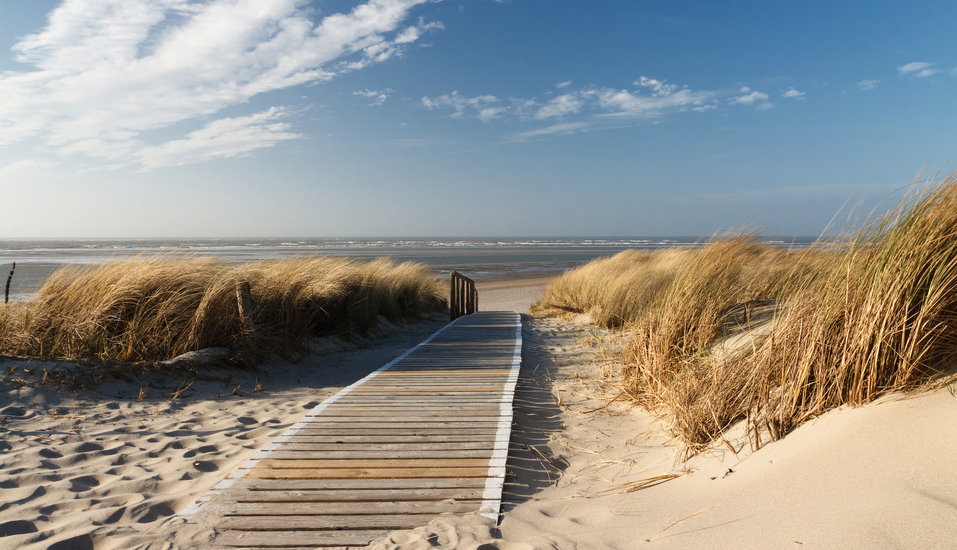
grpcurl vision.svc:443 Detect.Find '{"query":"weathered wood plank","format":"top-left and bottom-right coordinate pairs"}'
top-left (212, 529), bottom-right (389, 547)
top-left (277, 435), bottom-right (499, 443)
top-left (287, 428), bottom-right (500, 436)
top-left (224, 477), bottom-right (493, 491)
top-left (213, 488), bottom-right (487, 503)
top-left (244, 467), bottom-right (492, 479)
top-left (220, 513), bottom-right (481, 531)
top-left (225, 500), bottom-right (482, 516)
top-left (304, 413), bottom-right (508, 419)
top-left (260, 450), bottom-right (493, 460)
top-left (263, 442), bottom-right (497, 452)
top-left (349, 388), bottom-right (502, 393)
top-left (255, 458), bottom-right (492, 470)
top-left (293, 421), bottom-right (503, 429)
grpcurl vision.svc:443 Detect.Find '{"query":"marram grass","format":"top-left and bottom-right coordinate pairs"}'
top-left (534, 171), bottom-right (957, 457)
top-left (0, 256), bottom-right (446, 366)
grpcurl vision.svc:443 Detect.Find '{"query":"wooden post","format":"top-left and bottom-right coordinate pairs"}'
top-left (449, 271), bottom-right (478, 321)
top-left (450, 272), bottom-right (458, 321)
top-left (236, 281), bottom-right (253, 330)
top-left (5, 262), bottom-right (15, 304)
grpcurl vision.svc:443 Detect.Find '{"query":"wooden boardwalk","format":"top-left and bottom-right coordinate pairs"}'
top-left (181, 311), bottom-right (521, 548)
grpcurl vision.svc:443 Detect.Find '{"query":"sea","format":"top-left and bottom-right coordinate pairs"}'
top-left (0, 237), bottom-right (817, 302)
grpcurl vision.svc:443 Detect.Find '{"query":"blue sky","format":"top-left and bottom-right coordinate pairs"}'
top-left (0, 0), bottom-right (955, 238)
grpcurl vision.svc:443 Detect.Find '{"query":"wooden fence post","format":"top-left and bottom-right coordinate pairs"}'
top-left (4, 263), bottom-right (14, 304)
top-left (236, 281), bottom-right (253, 331)
top-left (450, 271), bottom-right (478, 321)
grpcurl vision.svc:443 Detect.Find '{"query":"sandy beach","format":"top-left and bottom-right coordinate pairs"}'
top-left (2, 277), bottom-right (957, 549)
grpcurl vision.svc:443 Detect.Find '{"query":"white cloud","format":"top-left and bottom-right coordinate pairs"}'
top-left (556, 80), bottom-right (572, 88)
top-left (0, 0), bottom-right (441, 169)
top-left (898, 62), bottom-right (939, 77)
top-left (510, 122), bottom-right (592, 141)
top-left (394, 20), bottom-right (444, 44)
top-left (857, 79), bottom-right (879, 91)
top-left (354, 88), bottom-right (394, 106)
top-left (425, 78), bottom-right (713, 126)
top-left (425, 77), bottom-right (800, 140)
top-left (534, 94), bottom-right (583, 119)
top-left (135, 107), bottom-right (301, 171)
top-left (0, 158), bottom-right (59, 185)
top-left (422, 92), bottom-right (505, 122)
top-left (729, 87), bottom-right (769, 105)
top-left (783, 87), bottom-right (805, 99)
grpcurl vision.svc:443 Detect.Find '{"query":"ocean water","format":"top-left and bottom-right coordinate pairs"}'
top-left (0, 237), bottom-right (816, 302)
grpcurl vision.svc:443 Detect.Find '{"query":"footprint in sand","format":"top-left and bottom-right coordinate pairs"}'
top-left (191, 460), bottom-right (219, 472)
top-left (68, 475), bottom-right (102, 492)
top-left (38, 448), bottom-right (63, 459)
top-left (0, 519), bottom-right (39, 536)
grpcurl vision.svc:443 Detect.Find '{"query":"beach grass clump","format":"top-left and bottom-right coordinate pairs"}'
top-left (536, 171), bottom-right (957, 456)
top-left (0, 256), bottom-right (446, 366)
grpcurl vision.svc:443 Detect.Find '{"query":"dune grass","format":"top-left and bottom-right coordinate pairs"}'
top-left (534, 172), bottom-right (957, 456)
top-left (0, 256), bottom-right (446, 367)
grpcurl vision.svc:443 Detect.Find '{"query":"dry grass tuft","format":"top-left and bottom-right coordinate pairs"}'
top-left (0, 256), bottom-right (446, 367)
top-left (536, 171), bottom-right (957, 457)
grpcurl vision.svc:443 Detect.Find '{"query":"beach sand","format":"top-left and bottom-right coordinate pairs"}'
top-left (3, 278), bottom-right (957, 549)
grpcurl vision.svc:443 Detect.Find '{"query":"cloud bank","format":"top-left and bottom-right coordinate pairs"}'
top-left (0, 0), bottom-right (440, 170)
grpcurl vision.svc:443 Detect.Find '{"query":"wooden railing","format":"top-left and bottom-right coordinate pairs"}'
top-left (450, 271), bottom-right (478, 321)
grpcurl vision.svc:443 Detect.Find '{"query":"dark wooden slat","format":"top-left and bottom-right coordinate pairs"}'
top-left (225, 500), bottom-right (481, 516)
top-left (264, 442), bottom-right (497, 452)
top-left (225, 477), bottom-right (491, 491)
top-left (261, 450), bottom-right (493, 460)
top-left (299, 418), bottom-right (500, 432)
top-left (244, 467), bottom-right (492, 479)
top-left (288, 428), bottom-right (500, 435)
top-left (215, 488), bottom-right (487, 503)
top-left (256, 458), bottom-right (491, 469)
top-left (220, 514), bottom-right (471, 531)
top-left (302, 412), bottom-right (508, 419)
top-left (244, 466), bottom-right (494, 480)
top-left (277, 434), bottom-right (498, 443)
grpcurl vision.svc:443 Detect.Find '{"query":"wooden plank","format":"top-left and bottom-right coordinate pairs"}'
top-left (224, 477), bottom-right (492, 491)
top-left (220, 514), bottom-right (473, 531)
top-left (255, 458), bottom-right (492, 470)
top-left (352, 386), bottom-right (502, 397)
top-left (215, 488), bottom-right (487, 503)
top-left (243, 467), bottom-right (492, 479)
top-left (376, 374), bottom-right (512, 378)
top-left (294, 420), bottom-right (503, 429)
top-left (261, 450), bottom-right (493, 460)
top-left (263, 442), bottom-right (497, 452)
top-left (277, 435), bottom-right (499, 443)
top-left (287, 428), bottom-right (500, 435)
top-left (213, 529), bottom-right (389, 547)
top-left (302, 411), bottom-right (509, 418)
top-left (225, 500), bottom-right (482, 516)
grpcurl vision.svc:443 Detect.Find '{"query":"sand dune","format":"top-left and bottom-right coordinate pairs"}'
top-left (3, 280), bottom-right (956, 549)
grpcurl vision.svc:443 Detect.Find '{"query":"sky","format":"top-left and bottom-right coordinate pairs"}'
top-left (0, 0), bottom-right (955, 238)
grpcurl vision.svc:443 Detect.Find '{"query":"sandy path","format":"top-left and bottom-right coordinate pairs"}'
top-left (476, 278), bottom-right (551, 314)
